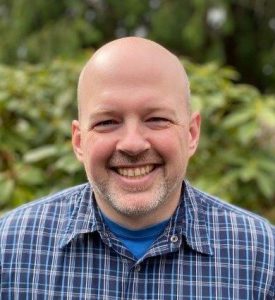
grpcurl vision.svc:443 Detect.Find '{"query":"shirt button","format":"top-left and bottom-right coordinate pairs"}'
top-left (135, 265), bottom-right (141, 272)
top-left (170, 235), bottom-right (179, 243)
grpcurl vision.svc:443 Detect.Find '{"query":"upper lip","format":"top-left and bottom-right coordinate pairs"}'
top-left (109, 163), bottom-right (162, 169)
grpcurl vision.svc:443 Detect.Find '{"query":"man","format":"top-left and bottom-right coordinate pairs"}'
top-left (0, 37), bottom-right (274, 299)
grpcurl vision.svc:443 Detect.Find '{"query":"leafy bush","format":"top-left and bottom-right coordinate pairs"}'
top-left (1, 1), bottom-right (274, 93)
top-left (186, 60), bottom-right (275, 220)
top-left (0, 59), bottom-right (85, 210)
top-left (1, 56), bottom-right (275, 221)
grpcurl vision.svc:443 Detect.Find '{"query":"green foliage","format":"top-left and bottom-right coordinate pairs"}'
top-left (185, 61), bottom-right (275, 218)
top-left (0, 0), bottom-right (274, 92)
top-left (0, 59), bottom-right (86, 210)
top-left (1, 57), bottom-right (275, 222)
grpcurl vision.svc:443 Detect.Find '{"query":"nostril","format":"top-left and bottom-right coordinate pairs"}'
top-left (116, 138), bottom-right (151, 155)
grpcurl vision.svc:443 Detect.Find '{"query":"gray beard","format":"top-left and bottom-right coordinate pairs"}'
top-left (90, 175), bottom-right (182, 217)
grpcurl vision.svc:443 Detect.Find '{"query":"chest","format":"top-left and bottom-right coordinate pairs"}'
top-left (1, 235), bottom-right (273, 300)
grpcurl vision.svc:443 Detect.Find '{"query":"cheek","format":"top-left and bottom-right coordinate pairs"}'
top-left (151, 129), bottom-right (188, 160)
top-left (82, 135), bottom-right (116, 167)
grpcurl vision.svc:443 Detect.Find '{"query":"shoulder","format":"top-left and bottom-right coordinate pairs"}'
top-left (0, 183), bottom-right (89, 236)
top-left (187, 183), bottom-right (275, 297)
top-left (189, 183), bottom-right (275, 241)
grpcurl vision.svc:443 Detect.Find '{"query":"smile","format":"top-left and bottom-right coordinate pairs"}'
top-left (116, 165), bottom-right (155, 177)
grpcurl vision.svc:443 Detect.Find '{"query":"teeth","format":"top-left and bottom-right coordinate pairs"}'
top-left (134, 168), bottom-right (141, 176)
top-left (117, 165), bottom-right (154, 177)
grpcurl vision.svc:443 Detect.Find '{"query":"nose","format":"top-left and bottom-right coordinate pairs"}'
top-left (116, 122), bottom-right (151, 156)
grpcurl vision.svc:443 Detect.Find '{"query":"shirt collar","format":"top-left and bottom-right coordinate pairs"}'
top-left (59, 181), bottom-right (213, 256)
top-left (59, 184), bottom-right (102, 248)
top-left (181, 181), bottom-right (213, 255)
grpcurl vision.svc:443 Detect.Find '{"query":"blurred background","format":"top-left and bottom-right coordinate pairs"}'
top-left (0, 0), bottom-right (275, 221)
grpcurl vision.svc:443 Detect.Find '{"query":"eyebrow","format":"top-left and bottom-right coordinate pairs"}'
top-left (86, 110), bottom-right (113, 129)
top-left (85, 105), bottom-right (179, 129)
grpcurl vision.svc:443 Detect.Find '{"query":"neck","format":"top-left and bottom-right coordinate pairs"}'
top-left (94, 189), bottom-right (182, 230)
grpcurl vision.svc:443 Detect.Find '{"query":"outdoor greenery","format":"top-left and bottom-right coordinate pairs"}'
top-left (0, 1), bottom-right (274, 221)
top-left (0, 0), bottom-right (274, 93)
top-left (1, 57), bottom-right (275, 221)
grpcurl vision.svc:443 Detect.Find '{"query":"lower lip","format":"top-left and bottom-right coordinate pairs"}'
top-left (110, 166), bottom-right (162, 191)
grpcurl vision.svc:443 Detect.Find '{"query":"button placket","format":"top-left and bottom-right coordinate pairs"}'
top-left (135, 265), bottom-right (141, 272)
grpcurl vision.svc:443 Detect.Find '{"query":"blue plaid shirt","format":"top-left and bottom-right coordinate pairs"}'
top-left (0, 181), bottom-right (274, 299)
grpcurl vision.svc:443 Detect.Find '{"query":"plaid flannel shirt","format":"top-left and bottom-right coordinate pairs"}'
top-left (0, 181), bottom-right (274, 299)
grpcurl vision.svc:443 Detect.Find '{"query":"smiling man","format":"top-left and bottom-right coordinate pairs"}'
top-left (0, 37), bottom-right (274, 299)
top-left (72, 38), bottom-right (200, 229)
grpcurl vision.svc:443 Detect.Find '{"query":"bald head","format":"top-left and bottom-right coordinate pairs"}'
top-left (72, 38), bottom-right (201, 225)
top-left (77, 37), bottom-right (190, 121)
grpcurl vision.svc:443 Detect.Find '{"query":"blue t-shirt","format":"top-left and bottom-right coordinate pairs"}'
top-left (102, 213), bottom-right (169, 259)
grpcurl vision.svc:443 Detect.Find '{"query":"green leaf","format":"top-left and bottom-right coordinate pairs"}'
top-left (23, 145), bottom-right (59, 163)
top-left (223, 110), bottom-right (252, 128)
top-left (15, 165), bottom-right (45, 185)
top-left (55, 154), bottom-right (82, 174)
top-left (256, 173), bottom-right (274, 198)
top-left (0, 176), bottom-right (14, 204)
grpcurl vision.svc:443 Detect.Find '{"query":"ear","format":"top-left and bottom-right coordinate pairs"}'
top-left (188, 112), bottom-right (201, 158)
top-left (72, 120), bottom-right (83, 162)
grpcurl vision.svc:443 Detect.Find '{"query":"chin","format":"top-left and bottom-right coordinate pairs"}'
top-left (108, 190), bottom-right (168, 217)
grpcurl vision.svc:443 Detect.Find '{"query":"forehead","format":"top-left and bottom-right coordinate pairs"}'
top-left (89, 56), bottom-right (178, 91)
top-left (78, 48), bottom-right (189, 119)
top-left (91, 87), bottom-right (179, 113)
top-left (80, 73), bottom-right (186, 120)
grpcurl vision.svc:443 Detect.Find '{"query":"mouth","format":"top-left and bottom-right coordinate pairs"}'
top-left (111, 164), bottom-right (157, 178)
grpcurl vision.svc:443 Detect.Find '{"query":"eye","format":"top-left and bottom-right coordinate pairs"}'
top-left (92, 119), bottom-right (120, 132)
top-left (146, 117), bottom-right (172, 129)
top-left (96, 120), bottom-right (117, 126)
